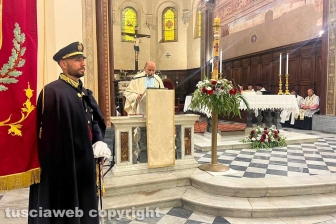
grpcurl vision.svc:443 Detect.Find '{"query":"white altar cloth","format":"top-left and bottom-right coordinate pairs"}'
top-left (184, 95), bottom-right (299, 117)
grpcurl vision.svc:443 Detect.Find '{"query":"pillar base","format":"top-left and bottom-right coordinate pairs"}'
top-left (199, 163), bottom-right (229, 172)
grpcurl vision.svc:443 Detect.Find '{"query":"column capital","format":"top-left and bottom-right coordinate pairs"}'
top-left (199, 2), bottom-right (214, 14)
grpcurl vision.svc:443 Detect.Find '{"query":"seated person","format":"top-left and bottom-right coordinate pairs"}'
top-left (124, 61), bottom-right (164, 114)
top-left (247, 84), bottom-right (255, 91)
top-left (256, 83), bottom-right (266, 95)
top-left (280, 90), bottom-right (304, 127)
top-left (294, 88), bottom-right (319, 130)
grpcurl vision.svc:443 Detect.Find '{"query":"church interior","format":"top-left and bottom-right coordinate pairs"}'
top-left (2, 0), bottom-right (336, 223)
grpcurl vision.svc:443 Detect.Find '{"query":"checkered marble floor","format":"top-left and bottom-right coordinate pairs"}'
top-left (195, 136), bottom-right (336, 178)
top-left (103, 206), bottom-right (336, 224)
top-left (3, 129), bottom-right (336, 224)
top-left (104, 206), bottom-right (231, 224)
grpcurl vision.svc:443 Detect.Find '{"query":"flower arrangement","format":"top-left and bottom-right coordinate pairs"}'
top-left (242, 125), bottom-right (287, 149)
top-left (189, 77), bottom-right (249, 117)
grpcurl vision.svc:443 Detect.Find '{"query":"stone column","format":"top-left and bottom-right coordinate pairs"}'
top-left (96, 0), bottom-right (111, 126)
top-left (108, 0), bottom-right (115, 118)
top-left (200, 0), bottom-right (214, 132)
top-left (82, 0), bottom-right (98, 98)
top-left (200, 0), bottom-right (214, 80)
top-left (325, 0), bottom-right (336, 115)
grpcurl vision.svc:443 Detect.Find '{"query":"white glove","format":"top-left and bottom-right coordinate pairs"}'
top-left (92, 141), bottom-right (111, 159)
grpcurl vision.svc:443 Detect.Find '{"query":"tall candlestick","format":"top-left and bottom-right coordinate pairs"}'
top-left (212, 17), bottom-right (220, 80)
top-left (286, 53), bottom-right (289, 74)
top-left (279, 53), bottom-right (282, 74)
top-left (219, 49), bottom-right (222, 74)
top-left (211, 58), bottom-right (213, 72)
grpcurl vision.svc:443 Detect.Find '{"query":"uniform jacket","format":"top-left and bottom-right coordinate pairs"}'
top-left (28, 76), bottom-right (106, 224)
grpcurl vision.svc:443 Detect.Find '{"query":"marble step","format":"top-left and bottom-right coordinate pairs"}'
top-left (224, 214), bottom-right (336, 224)
top-left (104, 168), bottom-right (196, 197)
top-left (182, 187), bottom-right (336, 218)
top-left (103, 186), bottom-right (188, 211)
top-left (191, 170), bottom-right (336, 197)
top-left (194, 131), bottom-right (320, 152)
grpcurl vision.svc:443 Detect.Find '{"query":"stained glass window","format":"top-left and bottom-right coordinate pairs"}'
top-left (162, 8), bottom-right (177, 42)
top-left (122, 7), bottom-right (137, 42)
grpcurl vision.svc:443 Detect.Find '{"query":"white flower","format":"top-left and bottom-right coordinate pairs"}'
top-left (196, 81), bottom-right (204, 88)
top-left (257, 137), bottom-right (260, 140)
top-left (252, 137), bottom-right (256, 141)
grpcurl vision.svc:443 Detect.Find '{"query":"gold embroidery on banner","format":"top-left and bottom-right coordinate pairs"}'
top-left (0, 83), bottom-right (35, 136)
top-left (0, 23), bottom-right (25, 92)
top-left (0, 0), bottom-right (2, 50)
top-left (0, 24), bottom-right (35, 137)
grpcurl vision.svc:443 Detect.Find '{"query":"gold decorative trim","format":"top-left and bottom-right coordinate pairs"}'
top-left (326, 0), bottom-right (336, 115)
top-left (83, 0), bottom-right (95, 92)
top-left (62, 51), bottom-right (84, 59)
top-left (0, 168), bottom-right (40, 191)
top-left (103, 0), bottom-right (110, 124)
top-left (0, 83), bottom-right (35, 136)
top-left (120, 132), bottom-right (129, 162)
top-left (185, 127), bottom-right (191, 155)
top-left (59, 73), bottom-right (79, 88)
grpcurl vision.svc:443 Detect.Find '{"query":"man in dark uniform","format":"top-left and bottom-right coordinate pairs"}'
top-left (28, 42), bottom-right (111, 224)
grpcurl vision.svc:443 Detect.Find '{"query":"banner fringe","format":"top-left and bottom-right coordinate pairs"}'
top-left (0, 168), bottom-right (41, 191)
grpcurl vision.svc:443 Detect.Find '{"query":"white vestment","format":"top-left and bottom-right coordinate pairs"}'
top-left (296, 94), bottom-right (320, 119)
top-left (280, 95), bottom-right (304, 124)
top-left (124, 72), bottom-right (164, 114)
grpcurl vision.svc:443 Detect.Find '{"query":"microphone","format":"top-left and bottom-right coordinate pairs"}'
top-left (133, 74), bottom-right (161, 88)
top-left (153, 76), bottom-right (161, 89)
top-left (131, 75), bottom-right (147, 80)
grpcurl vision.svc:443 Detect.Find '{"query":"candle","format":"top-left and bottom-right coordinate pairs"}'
top-left (219, 49), bottom-right (223, 73)
top-left (286, 53), bottom-right (289, 74)
top-left (279, 53), bottom-right (282, 74)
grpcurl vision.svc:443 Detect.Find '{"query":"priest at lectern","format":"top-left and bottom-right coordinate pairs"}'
top-left (124, 61), bottom-right (164, 114)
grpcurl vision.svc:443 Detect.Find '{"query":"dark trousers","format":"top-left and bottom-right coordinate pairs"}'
top-left (281, 114), bottom-right (294, 128)
top-left (294, 116), bottom-right (312, 130)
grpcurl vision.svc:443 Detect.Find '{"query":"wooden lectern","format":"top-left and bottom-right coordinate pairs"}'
top-left (137, 88), bottom-right (175, 168)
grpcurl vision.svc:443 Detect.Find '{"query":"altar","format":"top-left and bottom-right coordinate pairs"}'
top-left (110, 114), bottom-right (200, 177)
top-left (184, 94), bottom-right (299, 129)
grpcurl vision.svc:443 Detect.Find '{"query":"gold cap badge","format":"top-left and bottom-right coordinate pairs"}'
top-left (78, 43), bottom-right (83, 51)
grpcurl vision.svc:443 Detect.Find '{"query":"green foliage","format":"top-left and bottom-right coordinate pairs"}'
top-left (189, 76), bottom-right (249, 117)
top-left (0, 23), bottom-right (26, 91)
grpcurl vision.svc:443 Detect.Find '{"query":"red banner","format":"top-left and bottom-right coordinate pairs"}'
top-left (0, 0), bottom-right (40, 190)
